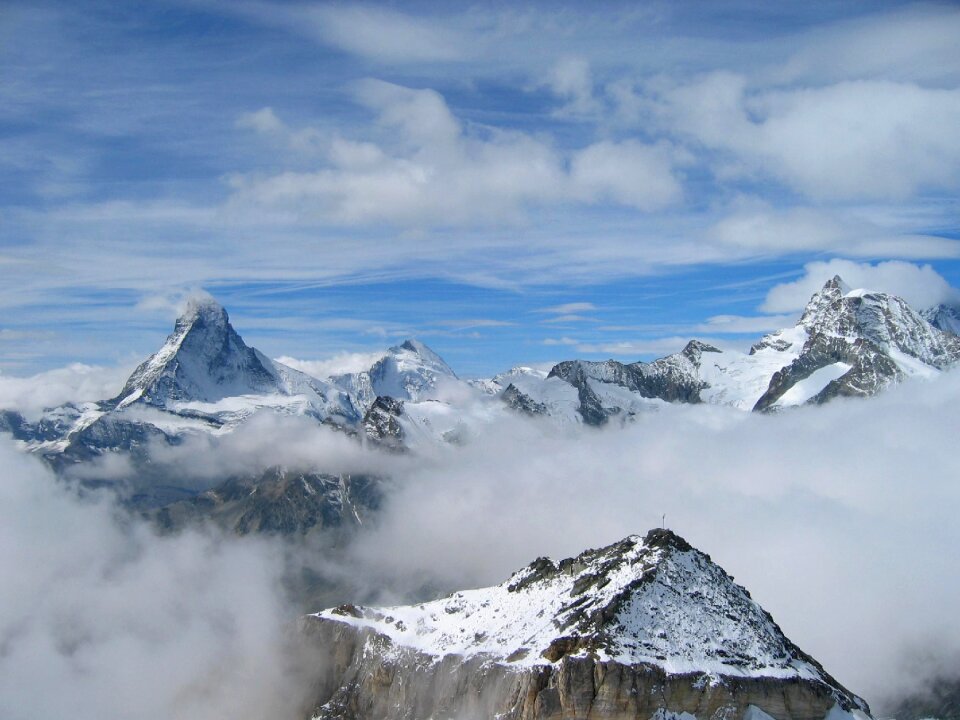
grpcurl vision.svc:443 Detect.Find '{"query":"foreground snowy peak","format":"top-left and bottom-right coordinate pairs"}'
top-left (305, 529), bottom-right (869, 720)
top-left (317, 529), bottom-right (851, 688)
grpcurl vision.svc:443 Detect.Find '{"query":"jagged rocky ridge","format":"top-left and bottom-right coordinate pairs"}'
top-left (301, 529), bottom-right (870, 720)
top-left (504, 277), bottom-right (960, 424)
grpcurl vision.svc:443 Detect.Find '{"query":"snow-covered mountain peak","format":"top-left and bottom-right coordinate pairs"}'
top-left (315, 527), bottom-right (863, 707)
top-left (793, 277), bottom-right (960, 367)
top-left (103, 299), bottom-right (362, 428)
top-left (388, 338), bottom-right (455, 377)
top-left (327, 338), bottom-right (461, 411)
top-left (178, 295), bottom-right (228, 325)
top-left (799, 276), bottom-right (852, 329)
top-left (110, 296), bottom-right (278, 408)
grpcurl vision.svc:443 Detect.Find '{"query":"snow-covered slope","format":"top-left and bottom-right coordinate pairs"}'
top-left (315, 529), bottom-right (842, 681)
top-left (922, 303), bottom-right (960, 336)
top-left (332, 339), bottom-right (459, 409)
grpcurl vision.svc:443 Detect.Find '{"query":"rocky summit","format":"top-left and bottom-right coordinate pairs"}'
top-left (300, 529), bottom-right (870, 720)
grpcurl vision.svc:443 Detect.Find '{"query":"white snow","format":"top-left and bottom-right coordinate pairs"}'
top-left (773, 363), bottom-right (851, 407)
top-left (313, 533), bottom-right (828, 683)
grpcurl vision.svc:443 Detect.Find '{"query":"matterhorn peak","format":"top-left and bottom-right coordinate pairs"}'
top-left (109, 295), bottom-right (281, 408)
top-left (177, 293), bottom-right (228, 326)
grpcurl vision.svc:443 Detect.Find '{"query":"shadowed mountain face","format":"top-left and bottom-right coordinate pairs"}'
top-left (147, 467), bottom-right (383, 536)
top-left (889, 676), bottom-right (960, 720)
top-left (301, 529), bottom-right (870, 720)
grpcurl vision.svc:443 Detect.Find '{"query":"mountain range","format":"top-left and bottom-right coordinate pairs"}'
top-left (1, 276), bottom-right (958, 532)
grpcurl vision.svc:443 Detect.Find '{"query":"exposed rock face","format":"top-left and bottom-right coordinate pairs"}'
top-left (753, 278), bottom-right (960, 411)
top-left (301, 530), bottom-right (869, 720)
top-left (546, 342), bottom-right (717, 425)
top-left (148, 467), bottom-right (382, 535)
top-left (361, 396), bottom-right (406, 450)
top-left (502, 383), bottom-right (549, 416)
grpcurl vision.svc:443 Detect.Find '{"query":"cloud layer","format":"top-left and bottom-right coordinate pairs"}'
top-left (0, 438), bottom-right (316, 720)
top-left (5, 362), bottom-right (960, 714)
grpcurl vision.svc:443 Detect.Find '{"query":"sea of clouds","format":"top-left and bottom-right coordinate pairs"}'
top-left (3, 369), bottom-right (960, 718)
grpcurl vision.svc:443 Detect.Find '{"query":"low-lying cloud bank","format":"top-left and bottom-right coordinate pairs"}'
top-left (0, 440), bottom-right (318, 720)
top-left (4, 369), bottom-right (960, 715)
top-left (0, 362), bottom-right (130, 420)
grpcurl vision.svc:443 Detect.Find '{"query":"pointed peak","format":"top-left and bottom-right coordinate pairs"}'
top-left (643, 527), bottom-right (694, 553)
top-left (822, 275), bottom-right (851, 294)
top-left (389, 338), bottom-right (453, 373)
top-left (177, 294), bottom-right (228, 327)
top-left (315, 527), bottom-right (863, 701)
top-left (394, 338), bottom-right (433, 356)
top-left (398, 338), bottom-right (424, 351)
top-left (681, 340), bottom-right (722, 358)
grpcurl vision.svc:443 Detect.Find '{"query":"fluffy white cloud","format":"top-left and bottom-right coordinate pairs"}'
top-left (655, 73), bottom-right (960, 200)
top-left (546, 57), bottom-right (600, 117)
top-left (571, 140), bottom-right (684, 210)
top-left (709, 204), bottom-right (960, 258)
top-left (0, 438), bottom-right (313, 720)
top-left (0, 363), bottom-right (131, 420)
top-left (762, 259), bottom-right (960, 313)
top-left (230, 83), bottom-right (685, 227)
top-left (778, 5), bottom-right (960, 85)
top-left (275, 351), bottom-right (386, 380)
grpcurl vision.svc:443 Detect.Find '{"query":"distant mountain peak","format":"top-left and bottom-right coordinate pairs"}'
top-left (177, 295), bottom-right (228, 325)
top-left (922, 302), bottom-right (960, 335)
top-left (110, 297), bottom-right (280, 408)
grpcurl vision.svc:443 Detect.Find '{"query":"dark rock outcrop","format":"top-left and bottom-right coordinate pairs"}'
top-left (361, 396), bottom-right (406, 450)
top-left (502, 383), bottom-right (549, 416)
top-left (148, 467), bottom-right (382, 536)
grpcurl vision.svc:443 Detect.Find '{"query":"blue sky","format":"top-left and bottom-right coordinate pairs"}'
top-left (2, 0), bottom-right (960, 378)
